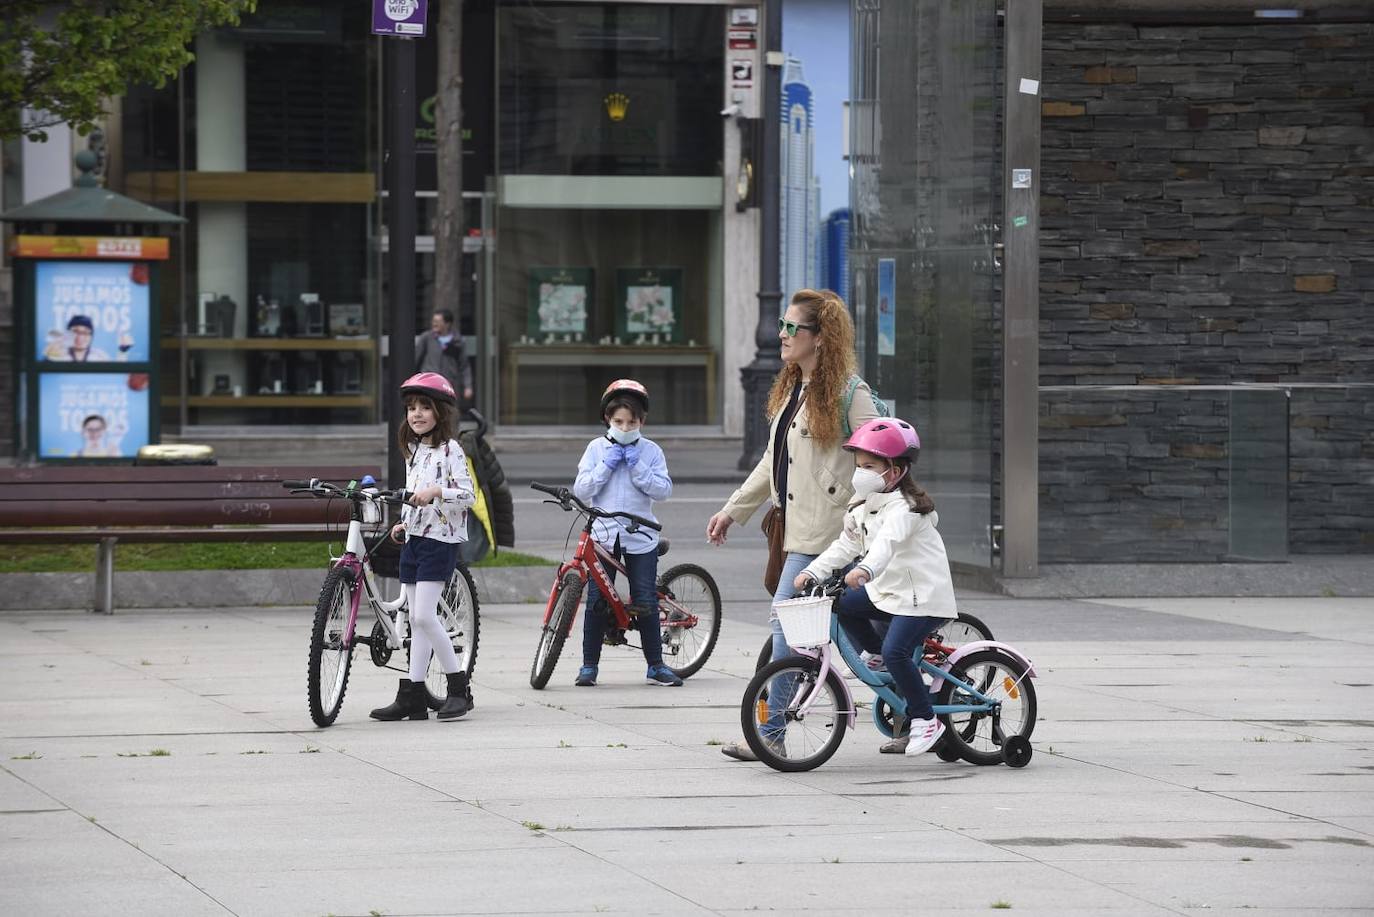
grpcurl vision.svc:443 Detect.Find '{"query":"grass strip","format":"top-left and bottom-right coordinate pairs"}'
top-left (0, 542), bottom-right (553, 574)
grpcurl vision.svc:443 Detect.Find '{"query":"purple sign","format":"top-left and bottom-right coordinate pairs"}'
top-left (372, 0), bottom-right (427, 38)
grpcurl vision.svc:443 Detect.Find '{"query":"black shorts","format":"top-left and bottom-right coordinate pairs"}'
top-left (399, 535), bottom-right (460, 584)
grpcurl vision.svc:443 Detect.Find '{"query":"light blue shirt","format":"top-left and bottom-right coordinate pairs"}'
top-left (573, 434), bottom-right (672, 554)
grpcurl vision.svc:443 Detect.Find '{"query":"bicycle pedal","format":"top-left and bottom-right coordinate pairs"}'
top-left (603, 629), bottom-right (628, 647)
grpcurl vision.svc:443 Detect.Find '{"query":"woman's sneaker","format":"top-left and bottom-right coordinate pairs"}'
top-left (904, 717), bottom-right (946, 756)
top-left (721, 735), bottom-right (784, 761)
top-left (574, 666), bottom-right (598, 687)
top-left (879, 714), bottom-right (909, 754)
top-left (720, 740), bottom-right (756, 761)
top-left (645, 664), bottom-right (683, 687)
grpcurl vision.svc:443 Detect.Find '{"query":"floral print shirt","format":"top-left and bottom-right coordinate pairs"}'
top-left (401, 439), bottom-right (476, 543)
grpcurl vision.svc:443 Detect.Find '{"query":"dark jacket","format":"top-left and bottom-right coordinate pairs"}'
top-left (414, 332), bottom-right (473, 394)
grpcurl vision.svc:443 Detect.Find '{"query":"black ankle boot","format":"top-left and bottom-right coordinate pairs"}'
top-left (437, 672), bottom-right (471, 720)
top-left (370, 678), bottom-right (429, 721)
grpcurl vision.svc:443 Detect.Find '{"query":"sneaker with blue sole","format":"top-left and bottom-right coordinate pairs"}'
top-left (574, 666), bottom-right (598, 687)
top-left (645, 664), bottom-right (683, 687)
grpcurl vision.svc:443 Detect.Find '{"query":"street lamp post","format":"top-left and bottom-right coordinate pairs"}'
top-left (386, 37), bottom-right (418, 489)
top-left (738, 0), bottom-right (783, 472)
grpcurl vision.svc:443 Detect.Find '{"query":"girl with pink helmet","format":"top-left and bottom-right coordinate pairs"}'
top-left (369, 372), bottom-right (477, 723)
top-left (796, 416), bottom-right (959, 757)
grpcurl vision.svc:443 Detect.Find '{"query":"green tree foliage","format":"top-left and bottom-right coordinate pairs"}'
top-left (0, 0), bottom-right (257, 141)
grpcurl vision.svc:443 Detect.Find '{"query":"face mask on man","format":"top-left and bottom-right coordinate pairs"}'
top-left (850, 467), bottom-right (888, 500)
top-left (607, 426), bottom-right (641, 446)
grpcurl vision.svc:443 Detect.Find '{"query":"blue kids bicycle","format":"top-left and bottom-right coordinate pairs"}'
top-left (738, 577), bottom-right (1037, 772)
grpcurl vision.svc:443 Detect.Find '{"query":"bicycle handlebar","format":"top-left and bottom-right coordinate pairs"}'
top-left (282, 478), bottom-right (407, 505)
top-left (797, 571), bottom-right (849, 597)
top-left (529, 481), bottom-right (663, 532)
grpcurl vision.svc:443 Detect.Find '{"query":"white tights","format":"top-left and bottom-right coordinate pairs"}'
top-left (405, 580), bottom-right (460, 682)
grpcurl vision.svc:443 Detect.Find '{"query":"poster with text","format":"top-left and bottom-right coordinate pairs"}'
top-left (38, 373), bottom-right (151, 459)
top-left (877, 258), bottom-right (896, 356)
top-left (35, 260), bottom-right (151, 363)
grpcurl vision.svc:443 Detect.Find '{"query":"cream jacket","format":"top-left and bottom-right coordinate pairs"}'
top-left (802, 490), bottom-right (958, 620)
top-left (721, 381), bottom-right (879, 554)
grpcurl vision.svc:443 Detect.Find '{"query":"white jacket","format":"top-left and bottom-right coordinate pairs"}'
top-left (802, 489), bottom-right (957, 619)
top-left (721, 381), bottom-right (880, 554)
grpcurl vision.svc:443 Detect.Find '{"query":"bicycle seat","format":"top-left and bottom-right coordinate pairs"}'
top-left (657, 538), bottom-right (670, 557)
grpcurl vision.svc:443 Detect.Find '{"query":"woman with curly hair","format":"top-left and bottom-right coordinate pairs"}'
top-left (706, 288), bottom-right (880, 761)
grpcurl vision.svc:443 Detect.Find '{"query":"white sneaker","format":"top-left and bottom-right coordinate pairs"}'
top-left (904, 717), bottom-right (946, 756)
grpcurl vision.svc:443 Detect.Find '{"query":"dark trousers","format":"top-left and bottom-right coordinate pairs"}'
top-left (582, 543), bottom-right (662, 667)
top-left (836, 586), bottom-right (942, 721)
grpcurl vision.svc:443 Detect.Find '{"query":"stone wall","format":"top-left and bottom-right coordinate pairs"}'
top-left (1037, 19), bottom-right (1374, 560)
top-left (1041, 389), bottom-right (1232, 562)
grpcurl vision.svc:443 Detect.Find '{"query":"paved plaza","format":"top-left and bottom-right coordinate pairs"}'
top-left (2, 593), bottom-right (1373, 915)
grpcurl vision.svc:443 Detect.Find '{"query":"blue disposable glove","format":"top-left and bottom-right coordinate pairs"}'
top-left (623, 444), bottom-right (641, 466)
top-left (603, 445), bottom-right (624, 470)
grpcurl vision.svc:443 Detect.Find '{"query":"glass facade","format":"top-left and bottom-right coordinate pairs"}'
top-left (119, 2), bottom-right (379, 429)
top-left (494, 2), bottom-right (726, 426)
top-left (113, 0), bottom-right (736, 432)
top-left (849, 0), bottom-right (1003, 567)
top-left (498, 4), bottom-right (725, 177)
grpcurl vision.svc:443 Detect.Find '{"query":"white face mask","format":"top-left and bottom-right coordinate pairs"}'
top-left (850, 467), bottom-right (888, 500)
top-left (607, 426), bottom-right (641, 445)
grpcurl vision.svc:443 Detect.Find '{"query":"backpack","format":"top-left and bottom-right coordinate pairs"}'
top-left (841, 374), bottom-right (891, 436)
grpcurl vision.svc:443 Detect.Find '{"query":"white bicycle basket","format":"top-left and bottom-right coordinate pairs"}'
top-left (774, 594), bottom-right (833, 648)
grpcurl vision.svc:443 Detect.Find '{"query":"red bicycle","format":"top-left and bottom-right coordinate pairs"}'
top-left (528, 482), bottom-right (722, 689)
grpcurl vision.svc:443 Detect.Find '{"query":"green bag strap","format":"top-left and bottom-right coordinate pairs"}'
top-left (841, 374), bottom-right (863, 437)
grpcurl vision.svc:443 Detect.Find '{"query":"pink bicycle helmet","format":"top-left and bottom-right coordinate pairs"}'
top-left (843, 417), bottom-right (921, 460)
top-left (400, 371), bottom-right (456, 405)
top-left (600, 378), bottom-right (649, 416)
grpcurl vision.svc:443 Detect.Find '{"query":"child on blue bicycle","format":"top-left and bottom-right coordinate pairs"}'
top-left (572, 379), bottom-right (679, 687)
top-left (796, 417), bottom-right (957, 756)
top-left (370, 372), bottom-right (476, 723)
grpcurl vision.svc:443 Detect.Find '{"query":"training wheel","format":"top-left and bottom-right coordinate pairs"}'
top-left (1002, 735), bottom-right (1033, 768)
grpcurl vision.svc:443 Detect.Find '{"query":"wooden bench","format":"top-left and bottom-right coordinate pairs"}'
top-left (0, 464), bottom-right (382, 613)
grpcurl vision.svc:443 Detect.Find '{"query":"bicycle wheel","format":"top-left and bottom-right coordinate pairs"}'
top-left (932, 612), bottom-right (994, 648)
top-left (936, 649), bottom-right (1036, 766)
top-left (530, 570), bottom-right (583, 690)
top-left (417, 564), bottom-right (482, 708)
top-left (308, 566), bottom-right (355, 727)
top-left (740, 657), bottom-right (850, 772)
top-left (657, 563), bottom-right (722, 680)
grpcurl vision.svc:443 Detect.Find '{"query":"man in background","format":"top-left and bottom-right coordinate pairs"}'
top-left (415, 309), bottom-right (474, 407)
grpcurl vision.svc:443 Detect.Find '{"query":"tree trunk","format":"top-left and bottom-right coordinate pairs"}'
top-left (434, 0), bottom-right (465, 385)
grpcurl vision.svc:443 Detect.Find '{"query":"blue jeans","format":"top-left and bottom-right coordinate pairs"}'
top-left (582, 544), bottom-right (662, 668)
top-left (836, 587), bottom-right (942, 721)
top-left (760, 551), bottom-right (818, 740)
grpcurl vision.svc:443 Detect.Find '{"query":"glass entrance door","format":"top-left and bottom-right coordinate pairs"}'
top-left (850, 0), bottom-right (1003, 567)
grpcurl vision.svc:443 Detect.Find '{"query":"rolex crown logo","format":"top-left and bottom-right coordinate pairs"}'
top-left (604, 92), bottom-right (630, 122)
